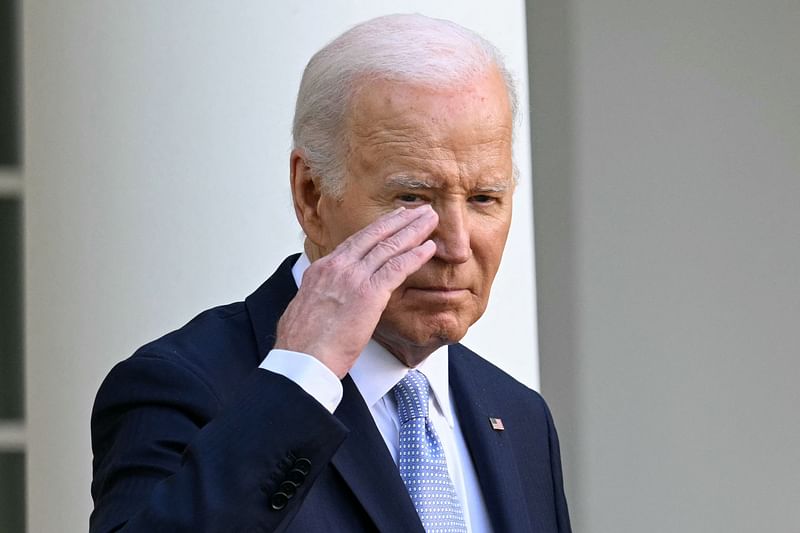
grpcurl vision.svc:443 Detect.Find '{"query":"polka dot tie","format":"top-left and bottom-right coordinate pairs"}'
top-left (392, 370), bottom-right (468, 533)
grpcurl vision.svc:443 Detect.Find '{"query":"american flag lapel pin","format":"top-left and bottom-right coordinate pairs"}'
top-left (489, 417), bottom-right (505, 431)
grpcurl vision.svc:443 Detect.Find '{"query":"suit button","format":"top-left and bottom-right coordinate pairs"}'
top-left (269, 491), bottom-right (289, 511)
top-left (287, 468), bottom-right (306, 485)
top-left (270, 491), bottom-right (290, 510)
top-left (279, 480), bottom-right (298, 497)
top-left (293, 457), bottom-right (312, 474)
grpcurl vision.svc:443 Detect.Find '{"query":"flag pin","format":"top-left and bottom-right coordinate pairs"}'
top-left (489, 417), bottom-right (505, 431)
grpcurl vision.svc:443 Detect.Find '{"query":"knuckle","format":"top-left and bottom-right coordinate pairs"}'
top-left (384, 256), bottom-right (406, 274)
top-left (311, 255), bottom-right (367, 291)
top-left (363, 221), bottom-right (389, 240)
top-left (374, 238), bottom-right (401, 255)
top-left (317, 254), bottom-right (343, 273)
top-left (305, 261), bottom-right (327, 279)
top-left (355, 281), bottom-right (373, 298)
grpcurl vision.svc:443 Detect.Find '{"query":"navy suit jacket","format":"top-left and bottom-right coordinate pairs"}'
top-left (90, 255), bottom-right (571, 532)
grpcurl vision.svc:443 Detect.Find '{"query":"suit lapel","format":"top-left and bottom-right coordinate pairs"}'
top-left (331, 376), bottom-right (425, 533)
top-left (245, 254), bottom-right (301, 359)
top-left (449, 344), bottom-right (532, 533)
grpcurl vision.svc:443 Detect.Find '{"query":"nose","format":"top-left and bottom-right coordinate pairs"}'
top-left (431, 202), bottom-right (472, 264)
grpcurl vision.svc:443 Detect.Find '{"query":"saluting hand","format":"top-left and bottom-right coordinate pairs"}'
top-left (274, 205), bottom-right (438, 378)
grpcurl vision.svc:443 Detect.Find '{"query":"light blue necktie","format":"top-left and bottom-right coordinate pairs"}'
top-left (393, 370), bottom-right (468, 533)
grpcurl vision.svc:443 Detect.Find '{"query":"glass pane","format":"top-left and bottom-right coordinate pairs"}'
top-left (0, 198), bottom-right (23, 419)
top-left (0, 0), bottom-right (20, 165)
top-left (0, 452), bottom-right (25, 532)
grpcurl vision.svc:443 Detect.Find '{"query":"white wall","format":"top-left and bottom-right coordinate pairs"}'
top-left (529, 0), bottom-right (800, 531)
top-left (22, 2), bottom-right (536, 530)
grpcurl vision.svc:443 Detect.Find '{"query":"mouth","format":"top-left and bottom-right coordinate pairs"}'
top-left (406, 287), bottom-right (470, 300)
top-left (409, 284), bottom-right (468, 291)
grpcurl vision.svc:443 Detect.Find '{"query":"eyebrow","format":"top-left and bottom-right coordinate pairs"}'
top-left (384, 175), bottom-right (436, 190)
top-left (384, 174), bottom-right (511, 193)
top-left (473, 183), bottom-right (511, 193)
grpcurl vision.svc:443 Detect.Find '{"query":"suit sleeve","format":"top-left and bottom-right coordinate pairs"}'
top-left (90, 354), bottom-right (348, 533)
top-left (543, 400), bottom-right (572, 533)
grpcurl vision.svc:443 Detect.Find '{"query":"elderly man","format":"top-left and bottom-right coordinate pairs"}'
top-left (90, 14), bottom-right (570, 533)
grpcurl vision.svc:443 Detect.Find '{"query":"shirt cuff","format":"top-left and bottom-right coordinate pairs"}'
top-left (260, 349), bottom-right (343, 413)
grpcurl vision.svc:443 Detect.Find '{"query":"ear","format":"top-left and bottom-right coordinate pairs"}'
top-left (289, 149), bottom-right (325, 245)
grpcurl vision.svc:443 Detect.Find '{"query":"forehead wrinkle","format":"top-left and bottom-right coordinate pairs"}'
top-left (348, 129), bottom-right (458, 172)
top-left (369, 139), bottom-right (513, 191)
top-left (353, 133), bottom-right (509, 167)
top-left (347, 99), bottom-right (512, 166)
top-left (356, 125), bottom-right (510, 153)
top-left (349, 101), bottom-right (511, 152)
top-left (345, 82), bottom-right (515, 191)
top-left (352, 128), bottom-right (451, 160)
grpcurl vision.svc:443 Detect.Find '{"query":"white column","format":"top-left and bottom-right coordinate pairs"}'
top-left (23, 2), bottom-right (536, 530)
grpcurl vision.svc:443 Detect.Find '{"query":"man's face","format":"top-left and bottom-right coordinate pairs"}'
top-left (315, 68), bottom-right (514, 355)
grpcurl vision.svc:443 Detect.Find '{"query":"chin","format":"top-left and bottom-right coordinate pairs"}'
top-left (376, 310), bottom-right (472, 354)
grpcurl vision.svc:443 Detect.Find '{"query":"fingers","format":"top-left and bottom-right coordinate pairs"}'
top-left (371, 239), bottom-right (437, 291)
top-left (334, 205), bottom-right (438, 292)
top-left (338, 205), bottom-right (437, 260)
top-left (359, 207), bottom-right (439, 272)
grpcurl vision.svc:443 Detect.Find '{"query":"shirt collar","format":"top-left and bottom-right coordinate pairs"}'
top-left (290, 252), bottom-right (311, 289)
top-left (291, 252), bottom-right (454, 427)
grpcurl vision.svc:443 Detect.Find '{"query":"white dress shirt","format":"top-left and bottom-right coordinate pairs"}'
top-left (260, 254), bottom-right (492, 532)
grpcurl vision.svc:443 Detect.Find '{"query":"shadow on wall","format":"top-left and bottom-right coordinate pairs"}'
top-left (526, 0), bottom-right (581, 515)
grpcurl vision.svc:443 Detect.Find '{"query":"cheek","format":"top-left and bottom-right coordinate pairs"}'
top-left (472, 222), bottom-right (511, 276)
top-left (318, 202), bottom-right (369, 250)
top-left (323, 197), bottom-right (396, 240)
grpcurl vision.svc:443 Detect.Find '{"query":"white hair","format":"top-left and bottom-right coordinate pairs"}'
top-left (292, 13), bottom-right (519, 198)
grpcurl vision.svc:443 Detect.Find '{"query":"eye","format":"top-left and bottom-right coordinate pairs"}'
top-left (397, 194), bottom-right (426, 204)
top-left (470, 194), bottom-right (496, 205)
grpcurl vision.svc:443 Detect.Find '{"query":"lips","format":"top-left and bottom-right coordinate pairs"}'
top-left (405, 287), bottom-right (471, 302)
top-left (403, 270), bottom-right (475, 295)
top-left (407, 284), bottom-right (470, 292)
